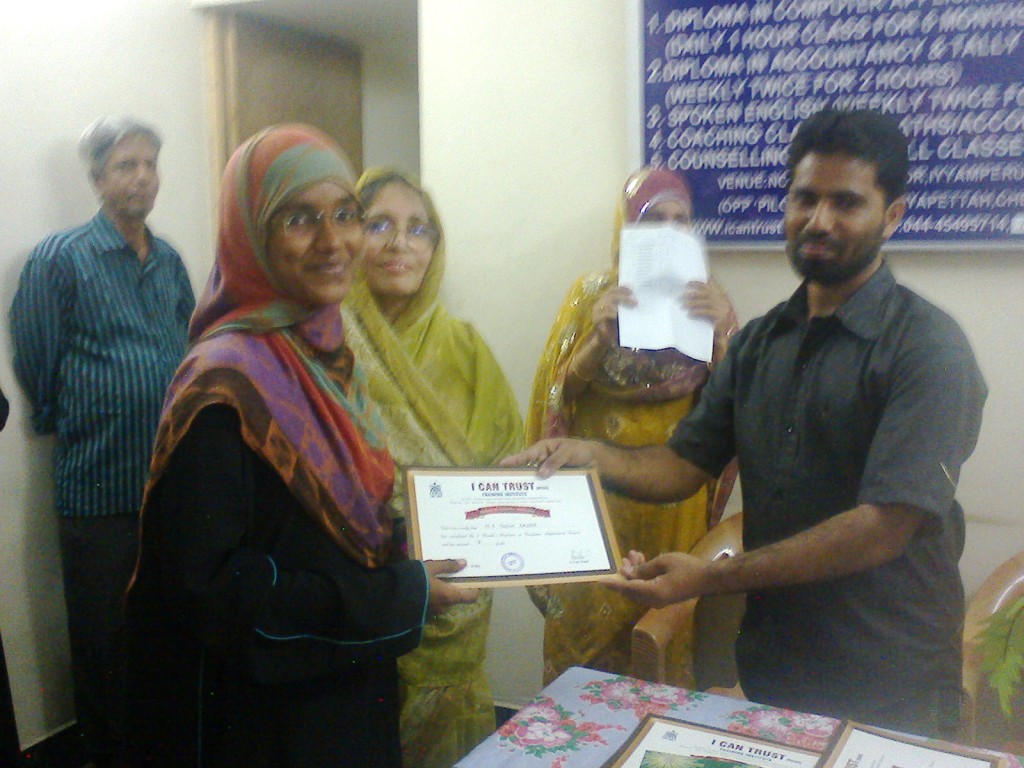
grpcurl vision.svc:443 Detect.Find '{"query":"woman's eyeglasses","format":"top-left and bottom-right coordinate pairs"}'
top-left (637, 197), bottom-right (691, 226)
top-left (276, 205), bottom-right (363, 238)
top-left (363, 216), bottom-right (439, 249)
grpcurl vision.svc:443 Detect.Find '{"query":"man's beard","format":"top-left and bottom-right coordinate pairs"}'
top-left (786, 231), bottom-right (884, 286)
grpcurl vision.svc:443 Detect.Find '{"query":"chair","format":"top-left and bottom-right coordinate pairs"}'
top-left (961, 550), bottom-right (1024, 753)
top-left (631, 512), bottom-right (745, 690)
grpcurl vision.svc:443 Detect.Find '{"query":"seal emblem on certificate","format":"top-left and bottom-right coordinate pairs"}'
top-left (406, 467), bottom-right (622, 587)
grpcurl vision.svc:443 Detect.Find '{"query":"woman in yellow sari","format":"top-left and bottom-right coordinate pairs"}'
top-left (526, 166), bottom-right (737, 688)
top-left (343, 168), bottom-right (523, 768)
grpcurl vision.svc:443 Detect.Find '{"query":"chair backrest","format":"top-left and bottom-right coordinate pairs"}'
top-left (692, 580), bottom-right (746, 691)
top-left (631, 512), bottom-right (744, 687)
top-left (690, 513), bottom-right (744, 690)
top-left (961, 550), bottom-right (1024, 751)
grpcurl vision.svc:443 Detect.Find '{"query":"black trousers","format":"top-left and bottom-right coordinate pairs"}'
top-left (59, 514), bottom-right (139, 768)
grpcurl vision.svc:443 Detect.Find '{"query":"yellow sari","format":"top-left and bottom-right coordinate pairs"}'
top-left (525, 167), bottom-right (730, 688)
top-left (344, 169), bottom-right (523, 768)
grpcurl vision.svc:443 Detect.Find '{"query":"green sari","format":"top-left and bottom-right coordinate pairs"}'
top-left (344, 169), bottom-right (523, 768)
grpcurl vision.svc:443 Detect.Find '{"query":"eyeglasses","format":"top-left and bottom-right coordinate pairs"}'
top-left (363, 215), bottom-right (439, 249)
top-left (639, 209), bottom-right (691, 225)
top-left (275, 204), bottom-right (363, 238)
top-left (637, 197), bottom-right (691, 226)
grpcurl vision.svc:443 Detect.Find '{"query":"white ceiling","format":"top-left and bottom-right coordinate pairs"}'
top-left (191, 0), bottom-right (417, 55)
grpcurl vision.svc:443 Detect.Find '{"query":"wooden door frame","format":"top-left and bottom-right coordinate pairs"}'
top-left (202, 9), bottom-right (363, 187)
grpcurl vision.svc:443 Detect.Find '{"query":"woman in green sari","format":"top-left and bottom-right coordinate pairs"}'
top-left (343, 168), bottom-right (523, 768)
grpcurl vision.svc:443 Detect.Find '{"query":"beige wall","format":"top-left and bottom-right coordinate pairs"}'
top-left (419, 0), bottom-right (639, 704)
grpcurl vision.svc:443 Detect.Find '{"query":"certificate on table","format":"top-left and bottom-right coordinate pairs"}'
top-left (603, 715), bottom-right (823, 768)
top-left (817, 722), bottom-right (1007, 768)
top-left (406, 467), bottom-right (621, 587)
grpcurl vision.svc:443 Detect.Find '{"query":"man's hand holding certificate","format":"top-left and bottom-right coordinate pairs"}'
top-left (407, 468), bottom-right (621, 588)
top-left (616, 224), bottom-right (714, 362)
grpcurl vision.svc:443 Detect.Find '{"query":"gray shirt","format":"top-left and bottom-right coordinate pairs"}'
top-left (669, 262), bottom-right (986, 730)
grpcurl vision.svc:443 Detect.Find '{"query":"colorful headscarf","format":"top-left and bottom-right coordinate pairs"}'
top-left (144, 124), bottom-right (396, 567)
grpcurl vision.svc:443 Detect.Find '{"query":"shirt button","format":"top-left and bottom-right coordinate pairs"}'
top-left (786, 425), bottom-right (795, 434)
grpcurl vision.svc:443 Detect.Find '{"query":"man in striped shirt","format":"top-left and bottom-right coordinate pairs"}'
top-left (10, 116), bottom-right (194, 767)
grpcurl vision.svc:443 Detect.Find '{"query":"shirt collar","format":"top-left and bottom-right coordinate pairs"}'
top-left (92, 210), bottom-right (153, 257)
top-left (832, 261), bottom-right (895, 340)
top-left (775, 261), bottom-right (896, 341)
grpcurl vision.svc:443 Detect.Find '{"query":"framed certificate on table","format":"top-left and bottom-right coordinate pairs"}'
top-left (406, 467), bottom-right (622, 587)
top-left (603, 715), bottom-right (824, 768)
top-left (818, 722), bottom-right (1008, 768)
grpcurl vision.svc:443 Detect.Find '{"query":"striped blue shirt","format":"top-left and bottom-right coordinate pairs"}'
top-left (10, 212), bottom-right (195, 517)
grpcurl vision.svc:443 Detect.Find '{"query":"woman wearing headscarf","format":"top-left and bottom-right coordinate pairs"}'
top-left (342, 168), bottom-right (523, 768)
top-left (124, 126), bottom-right (474, 767)
top-left (526, 166), bottom-right (738, 688)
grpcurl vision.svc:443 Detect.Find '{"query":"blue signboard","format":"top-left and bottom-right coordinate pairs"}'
top-left (643, 0), bottom-right (1024, 245)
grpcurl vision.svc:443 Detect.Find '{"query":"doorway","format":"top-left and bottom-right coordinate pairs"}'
top-left (205, 11), bottom-right (364, 179)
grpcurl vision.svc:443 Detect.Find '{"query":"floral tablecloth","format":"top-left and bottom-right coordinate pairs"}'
top-left (456, 667), bottom-right (1023, 768)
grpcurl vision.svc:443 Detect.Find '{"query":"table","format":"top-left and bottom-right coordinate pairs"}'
top-left (457, 667), bottom-right (1023, 768)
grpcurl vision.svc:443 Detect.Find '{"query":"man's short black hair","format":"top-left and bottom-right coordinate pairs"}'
top-left (787, 109), bottom-right (909, 204)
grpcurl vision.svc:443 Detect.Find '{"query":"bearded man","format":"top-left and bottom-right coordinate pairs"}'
top-left (506, 109), bottom-right (986, 740)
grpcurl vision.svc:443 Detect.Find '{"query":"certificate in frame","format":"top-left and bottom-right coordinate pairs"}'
top-left (818, 721), bottom-right (1008, 768)
top-left (406, 467), bottom-right (622, 588)
top-left (603, 714), bottom-right (823, 768)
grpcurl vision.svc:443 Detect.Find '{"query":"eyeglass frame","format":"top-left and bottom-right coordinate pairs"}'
top-left (636, 193), bottom-right (692, 225)
top-left (271, 200), bottom-right (365, 238)
top-left (362, 215), bottom-right (440, 249)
